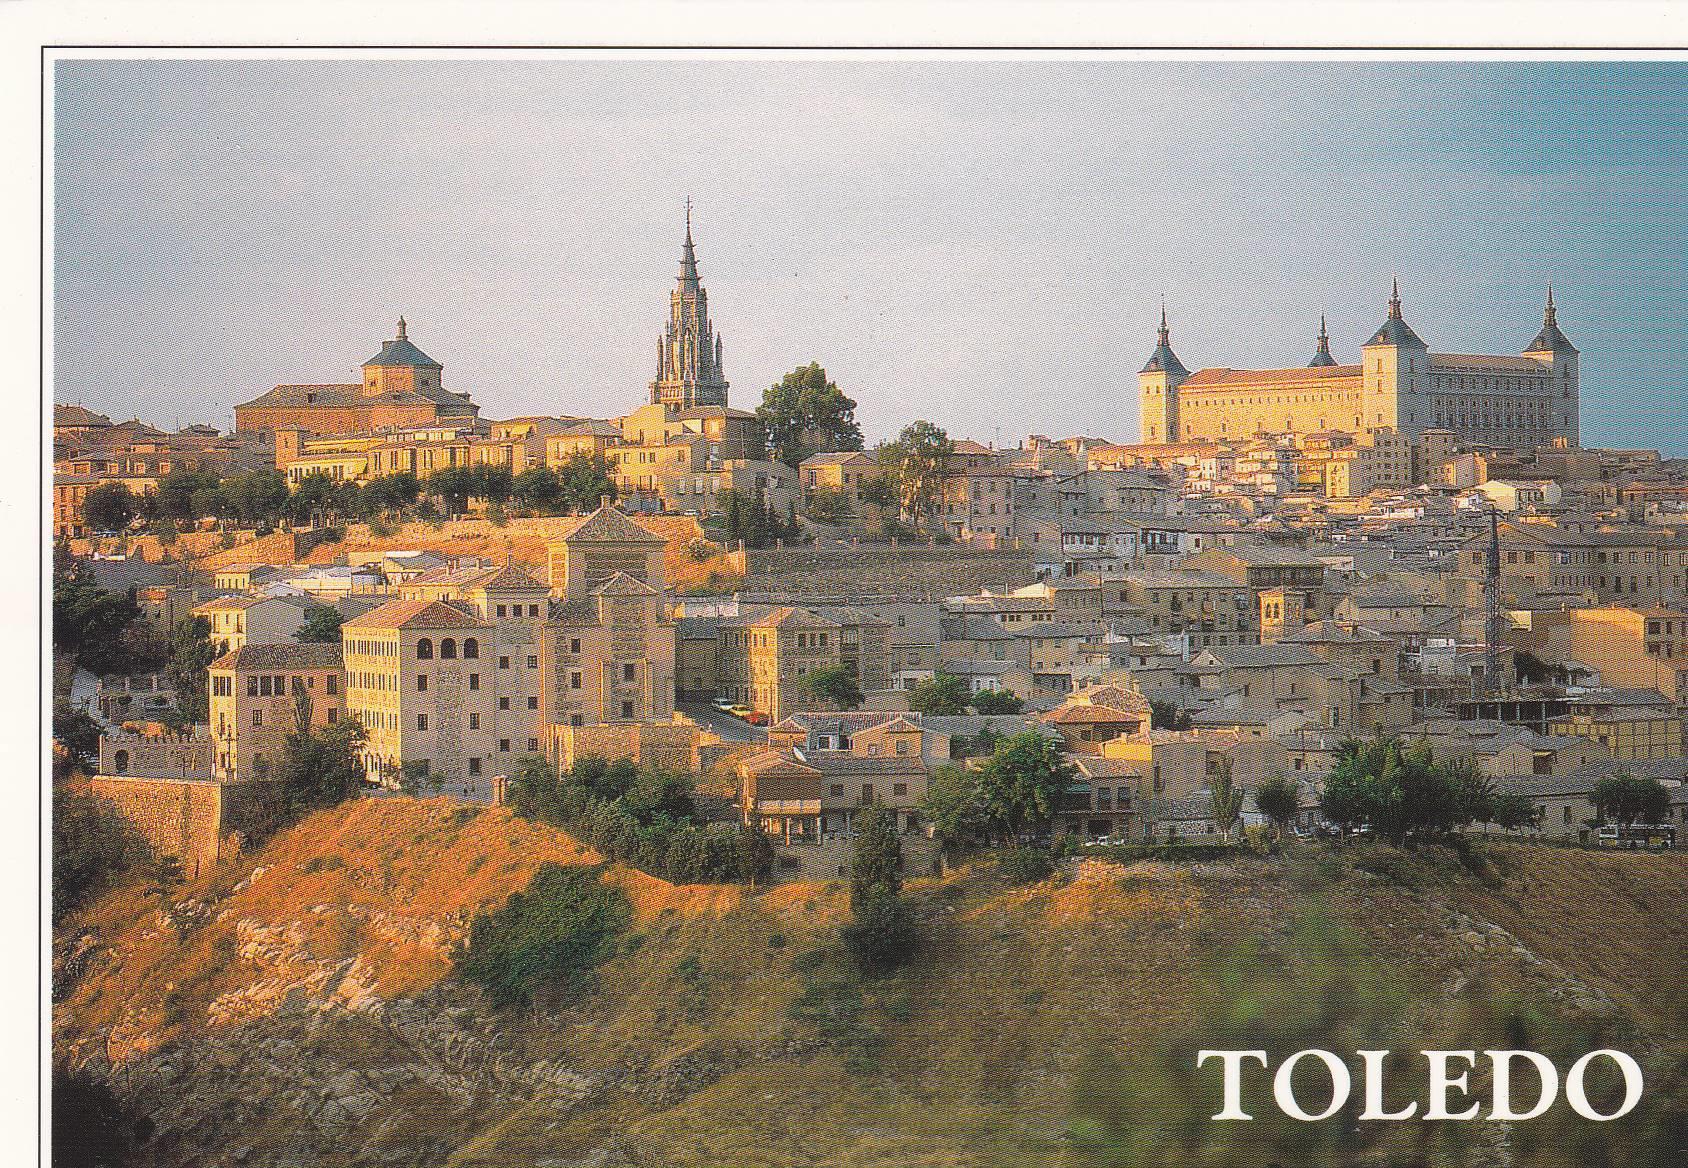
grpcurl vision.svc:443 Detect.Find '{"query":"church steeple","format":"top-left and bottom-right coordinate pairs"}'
top-left (1308, 314), bottom-right (1337, 366)
top-left (651, 201), bottom-right (730, 411)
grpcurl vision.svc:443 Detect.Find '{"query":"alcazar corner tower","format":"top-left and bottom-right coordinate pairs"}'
top-left (1138, 282), bottom-right (1580, 450)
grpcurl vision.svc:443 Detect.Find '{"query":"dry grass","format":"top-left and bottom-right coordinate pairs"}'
top-left (54, 805), bottom-right (1688, 1166)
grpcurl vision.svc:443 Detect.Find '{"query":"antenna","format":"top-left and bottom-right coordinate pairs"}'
top-left (1484, 504), bottom-right (1502, 693)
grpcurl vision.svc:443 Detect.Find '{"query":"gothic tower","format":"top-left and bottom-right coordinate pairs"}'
top-left (649, 203), bottom-right (730, 412)
top-left (1137, 305), bottom-right (1190, 444)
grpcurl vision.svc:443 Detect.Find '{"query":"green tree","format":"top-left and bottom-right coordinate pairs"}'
top-left (976, 730), bottom-right (1076, 841)
top-left (1592, 773), bottom-right (1671, 828)
top-left (467, 464), bottom-right (513, 507)
top-left (53, 701), bottom-right (103, 769)
top-left (800, 663), bottom-right (864, 710)
top-left (53, 558), bottom-right (157, 677)
top-left (164, 616), bottom-right (217, 723)
top-left (849, 803), bottom-right (903, 906)
top-left (755, 362), bottom-right (864, 468)
top-left (363, 470), bottom-right (420, 515)
top-left (555, 454), bottom-right (617, 513)
top-left (920, 764), bottom-right (989, 856)
top-left (454, 862), bottom-right (630, 1009)
top-left (53, 786), bottom-right (143, 924)
top-left (512, 466), bottom-right (565, 514)
top-left (1208, 755), bottom-right (1244, 844)
top-left (879, 421), bottom-right (953, 532)
top-left (427, 467), bottom-right (476, 517)
top-left (1490, 791), bottom-right (1540, 833)
top-left (83, 482), bottom-right (138, 533)
top-left (295, 605), bottom-right (344, 644)
top-left (1254, 773), bottom-right (1300, 843)
top-left (969, 688), bottom-right (1023, 714)
top-left (908, 671), bottom-right (969, 716)
top-left (805, 485), bottom-right (854, 524)
top-left (733, 824), bottom-right (775, 887)
top-left (841, 885), bottom-right (917, 977)
top-left (222, 470), bottom-right (289, 526)
top-left (274, 689), bottom-right (366, 813)
top-left (1149, 698), bottom-right (1193, 731)
top-left (856, 474), bottom-right (899, 513)
top-left (1318, 737), bottom-right (1465, 845)
top-left (155, 467), bottom-right (221, 522)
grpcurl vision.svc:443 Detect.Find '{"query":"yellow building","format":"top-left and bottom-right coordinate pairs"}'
top-left (341, 504), bottom-right (678, 784)
top-left (1522, 606), bottom-right (1688, 702)
top-left (716, 607), bottom-right (842, 723)
top-left (209, 642), bottom-right (346, 783)
top-left (1549, 712), bottom-right (1684, 761)
top-left (1140, 285), bottom-right (1579, 450)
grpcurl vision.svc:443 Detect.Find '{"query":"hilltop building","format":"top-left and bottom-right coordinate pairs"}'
top-left (1139, 284), bottom-right (1580, 450)
top-left (235, 318), bottom-right (480, 435)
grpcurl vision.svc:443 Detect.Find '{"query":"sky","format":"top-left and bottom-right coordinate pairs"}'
top-left (52, 57), bottom-right (1688, 451)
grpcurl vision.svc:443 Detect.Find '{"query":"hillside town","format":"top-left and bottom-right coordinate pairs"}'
top-left (53, 215), bottom-right (1688, 883)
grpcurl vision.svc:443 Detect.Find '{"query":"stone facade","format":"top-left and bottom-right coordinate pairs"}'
top-left (1140, 285), bottom-right (1579, 450)
top-left (235, 319), bottom-right (480, 436)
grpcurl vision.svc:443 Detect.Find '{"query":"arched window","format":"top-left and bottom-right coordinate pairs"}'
top-left (416, 638), bottom-right (433, 660)
top-left (462, 638), bottom-right (478, 659)
top-left (440, 638), bottom-right (457, 659)
top-left (113, 749), bottom-right (129, 774)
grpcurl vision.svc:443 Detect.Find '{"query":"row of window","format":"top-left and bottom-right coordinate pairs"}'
top-left (415, 637), bottom-right (478, 660)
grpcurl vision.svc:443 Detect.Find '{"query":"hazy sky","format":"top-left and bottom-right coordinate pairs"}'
top-left (53, 58), bottom-right (1688, 450)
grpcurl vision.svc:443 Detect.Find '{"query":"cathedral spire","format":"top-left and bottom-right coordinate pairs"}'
top-left (1388, 276), bottom-right (1402, 320)
top-left (1367, 277), bottom-right (1425, 348)
top-left (678, 198), bottom-right (700, 291)
top-left (1309, 313), bottom-right (1337, 366)
top-left (651, 202), bottom-right (729, 410)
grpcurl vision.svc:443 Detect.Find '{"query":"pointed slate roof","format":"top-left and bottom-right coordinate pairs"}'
top-left (1140, 305), bottom-right (1190, 375)
top-left (1524, 286), bottom-right (1578, 355)
top-left (363, 318), bottom-right (442, 369)
top-left (1365, 278), bottom-right (1426, 348)
top-left (1308, 315), bottom-right (1338, 366)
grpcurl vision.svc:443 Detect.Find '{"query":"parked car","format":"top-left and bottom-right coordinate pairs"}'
top-left (744, 711), bottom-right (770, 726)
top-left (711, 697), bottom-right (736, 712)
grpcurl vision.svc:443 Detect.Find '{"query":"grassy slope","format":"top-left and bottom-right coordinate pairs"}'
top-left (54, 804), bottom-right (1688, 1168)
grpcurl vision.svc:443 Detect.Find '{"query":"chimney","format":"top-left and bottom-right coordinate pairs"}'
top-left (600, 494), bottom-right (613, 511)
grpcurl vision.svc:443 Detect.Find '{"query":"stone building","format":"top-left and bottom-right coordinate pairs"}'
top-left (235, 319), bottom-right (480, 435)
top-left (1139, 285), bottom-right (1580, 450)
top-left (342, 505), bottom-right (677, 784)
top-left (208, 642), bottom-right (347, 783)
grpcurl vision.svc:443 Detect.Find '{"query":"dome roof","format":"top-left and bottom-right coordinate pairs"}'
top-left (363, 318), bottom-right (441, 368)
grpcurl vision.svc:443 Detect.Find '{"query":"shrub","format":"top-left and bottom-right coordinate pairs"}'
top-left (454, 863), bottom-right (630, 1010)
top-left (842, 887), bottom-right (917, 977)
top-left (53, 788), bottom-right (144, 924)
top-left (997, 846), bottom-right (1056, 884)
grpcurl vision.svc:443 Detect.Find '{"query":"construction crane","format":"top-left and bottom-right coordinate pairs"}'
top-left (1483, 504), bottom-right (1502, 693)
